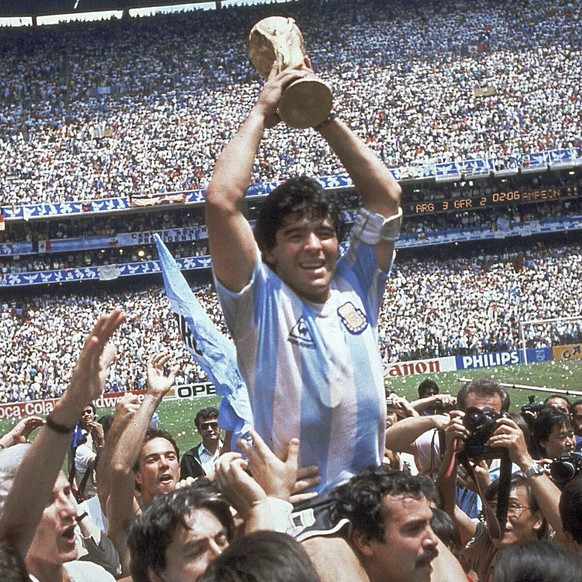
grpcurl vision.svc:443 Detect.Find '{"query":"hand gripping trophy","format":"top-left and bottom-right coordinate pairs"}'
top-left (248, 16), bottom-right (333, 129)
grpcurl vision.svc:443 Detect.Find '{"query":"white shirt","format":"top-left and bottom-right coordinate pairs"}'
top-left (29, 560), bottom-right (115, 582)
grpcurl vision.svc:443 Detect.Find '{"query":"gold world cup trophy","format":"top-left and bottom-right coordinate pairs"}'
top-left (248, 16), bottom-right (333, 129)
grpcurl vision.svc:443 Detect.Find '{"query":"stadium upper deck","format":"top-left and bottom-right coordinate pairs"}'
top-left (0, 0), bottom-right (579, 208)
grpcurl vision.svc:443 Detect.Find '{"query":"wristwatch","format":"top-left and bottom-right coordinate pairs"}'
top-left (523, 461), bottom-right (545, 478)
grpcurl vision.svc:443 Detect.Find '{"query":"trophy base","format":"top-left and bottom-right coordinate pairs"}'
top-left (278, 78), bottom-right (333, 129)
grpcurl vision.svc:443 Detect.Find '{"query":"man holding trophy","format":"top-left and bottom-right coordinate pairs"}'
top-left (205, 16), bottom-right (403, 581)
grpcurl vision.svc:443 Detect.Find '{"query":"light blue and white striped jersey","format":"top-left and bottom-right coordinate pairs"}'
top-left (215, 237), bottom-right (390, 493)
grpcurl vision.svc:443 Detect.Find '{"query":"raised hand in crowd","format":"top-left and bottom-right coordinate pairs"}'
top-left (291, 464), bottom-right (321, 505)
top-left (96, 391), bottom-right (141, 512)
top-left (488, 416), bottom-right (565, 542)
top-left (105, 351), bottom-right (179, 575)
top-left (0, 309), bottom-right (125, 574)
top-left (0, 416), bottom-right (44, 450)
top-left (214, 429), bottom-right (300, 533)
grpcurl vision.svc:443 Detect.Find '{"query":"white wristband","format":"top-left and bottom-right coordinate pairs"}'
top-left (352, 207), bottom-right (403, 244)
top-left (264, 497), bottom-right (294, 533)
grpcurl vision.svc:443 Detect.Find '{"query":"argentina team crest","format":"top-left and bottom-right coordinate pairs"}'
top-left (337, 302), bottom-right (368, 334)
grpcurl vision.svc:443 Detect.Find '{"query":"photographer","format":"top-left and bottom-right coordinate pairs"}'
top-left (384, 394), bottom-right (419, 472)
top-left (386, 377), bottom-right (509, 517)
top-left (543, 395), bottom-right (572, 417)
top-left (532, 407), bottom-right (575, 461)
top-left (410, 379), bottom-right (456, 417)
top-left (438, 410), bottom-right (567, 580)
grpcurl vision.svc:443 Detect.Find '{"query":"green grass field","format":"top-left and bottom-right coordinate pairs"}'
top-left (2, 359), bottom-right (581, 456)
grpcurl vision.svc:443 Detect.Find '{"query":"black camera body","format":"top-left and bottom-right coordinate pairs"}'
top-left (520, 401), bottom-right (546, 415)
top-left (550, 452), bottom-right (582, 484)
top-left (462, 406), bottom-right (506, 458)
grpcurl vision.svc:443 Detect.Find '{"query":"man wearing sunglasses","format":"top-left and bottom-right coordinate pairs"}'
top-left (181, 407), bottom-right (223, 480)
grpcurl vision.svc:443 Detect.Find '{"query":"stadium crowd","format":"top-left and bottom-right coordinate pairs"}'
top-left (0, 240), bottom-right (579, 403)
top-left (1, 194), bottom-right (581, 275)
top-left (1, 313), bottom-right (581, 582)
top-left (0, 0), bottom-right (580, 205)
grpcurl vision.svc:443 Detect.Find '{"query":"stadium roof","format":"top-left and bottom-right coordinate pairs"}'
top-left (0, 0), bottom-right (222, 18)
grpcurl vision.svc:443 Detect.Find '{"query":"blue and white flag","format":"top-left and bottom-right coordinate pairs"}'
top-left (154, 234), bottom-right (253, 448)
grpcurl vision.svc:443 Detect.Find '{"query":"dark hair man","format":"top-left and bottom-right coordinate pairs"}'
top-left (332, 466), bottom-right (465, 582)
top-left (198, 530), bottom-right (320, 582)
top-left (205, 59), bottom-right (402, 498)
top-left (460, 475), bottom-right (547, 581)
top-left (70, 403), bottom-right (105, 501)
top-left (543, 394), bottom-right (571, 416)
top-left (128, 484), bottom-right (234, 582)
top-left (418, 379), bottom-right (439, 399)
top-left (180, 407), bottom-right (222, 480)
top-left (491, 540), bottom-right (582, 582)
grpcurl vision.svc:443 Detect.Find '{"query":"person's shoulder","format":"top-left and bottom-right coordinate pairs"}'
top-left (182, 444), bottom-right (203, 459)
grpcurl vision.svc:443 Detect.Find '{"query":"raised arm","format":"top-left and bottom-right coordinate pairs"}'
top-left (410, 394), bottom-right (456, 414)
top-left (435, 412), bottom-right (478, 546)
top-left (205, 64), bottom-right (327, 292)
top-left (488, 417), bottom-right (565, 540)
top-left (316, 115), bottom-right (402, 270)
top-left (385, 414), bottom-right (449, 455)
top-left (0, 309), bottom-right (124, 556)
top-left (96, 392), bottom-right (141, 514)
top-left (106, 352), bottom-right (177, 573)
top-left (0, 416), bottom-right (44, 450)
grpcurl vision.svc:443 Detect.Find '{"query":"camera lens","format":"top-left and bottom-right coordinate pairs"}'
top-left (550, 460), bottom-right (577, 484)
top-left (463, 407), bottom-right (484, 431)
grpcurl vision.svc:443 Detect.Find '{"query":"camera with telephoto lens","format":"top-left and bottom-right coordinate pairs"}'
top-left (550, 452), bottom-right (582, 485)
top-left (462, 406), bottom-right (506, 458)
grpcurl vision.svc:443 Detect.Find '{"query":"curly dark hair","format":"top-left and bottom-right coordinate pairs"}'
top-left (128, 481), bottom-right (234, 582)
top-left (198, 531), bottom-right (320, 582)
top-left (332, 466), bottom-right (432, 542)
top-left (254, 176), bottom-right (341, 256)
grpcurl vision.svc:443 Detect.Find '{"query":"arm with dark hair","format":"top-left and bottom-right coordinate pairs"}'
top-left (205, 64), bottom-right (316, 293)
top-left (385, 414), bottom-right (450, 455)
top-left (106, 352), bottom-right (178, 574)
top-left (410, 394), bottom-right (456, 414)
top-left (96, 393), bottom-right (141, 514)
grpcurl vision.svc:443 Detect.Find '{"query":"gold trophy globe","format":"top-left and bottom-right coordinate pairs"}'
top-left (248, 16), bottom-right (333, 129)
